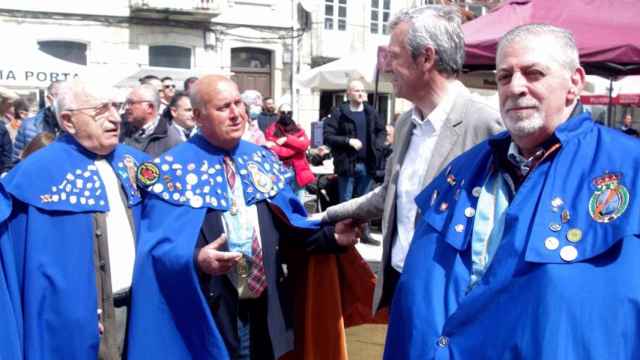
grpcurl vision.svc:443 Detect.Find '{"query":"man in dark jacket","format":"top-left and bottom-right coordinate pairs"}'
top-left (257, 96), bottom-right (278, 132)
top-left (323, 79), bottom-right (386, 204)
top-left (120, 84), bottom-right (183, 157)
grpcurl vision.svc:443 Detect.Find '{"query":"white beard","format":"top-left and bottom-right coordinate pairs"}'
top-left (503, 111), bottom-right (545, 137)
top-left (501, 97), bottom-right (545, 137)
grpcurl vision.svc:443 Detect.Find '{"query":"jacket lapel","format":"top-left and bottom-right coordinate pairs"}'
top-left (420, 95), bottom-right (466, 189)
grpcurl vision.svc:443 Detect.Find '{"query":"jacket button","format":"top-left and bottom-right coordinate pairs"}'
top-left (96, 229), bottom-right (103, 237)
top-left (437, 336), bottom-right (449, 348)
top-left (208, 292), bottom-right (215, 298)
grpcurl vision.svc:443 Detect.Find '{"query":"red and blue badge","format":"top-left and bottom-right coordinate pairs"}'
top-left (588, 173), bottom-right (629, 223)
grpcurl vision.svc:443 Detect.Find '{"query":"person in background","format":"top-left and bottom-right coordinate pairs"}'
top-left (13, 80), bottom-right (64, 162)
top-left (257, 96), bottom-right (278, 132)
top-left (120, 84), bottom-right (183, 157)
top-left (0, 88), bottom-right (15, 172)
top-left (159, 77), bottom-right (176, 113)
top-left (265, 103), bottom-right (315, 201)
top-left (139, 74), bottom-right (162, 93)
top-left (0, 88), bottom-right (19, 142)
top-left (20, 131), bottom-right (55, 160)
top-left (166, 92), bottom-right (197, 141)
top-left (240, 89), bottom-right (266, 145)
top-left (620, 113), bottom-right (639, 137)
top-left (13, 98), bottom-right (31, 122)
top-left (183, 76), bottom-right (198, 94)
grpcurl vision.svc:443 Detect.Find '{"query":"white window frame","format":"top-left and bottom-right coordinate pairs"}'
top-left (324, 0), bottom-right (347, 31)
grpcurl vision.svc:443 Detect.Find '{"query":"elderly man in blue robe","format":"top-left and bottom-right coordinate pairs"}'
top-left (0, 80), bottom-right (148, 359)
top-left (385, 24), bottom-right (640, 359)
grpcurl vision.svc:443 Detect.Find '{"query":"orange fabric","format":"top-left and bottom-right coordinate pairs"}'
top-left (282, 247), bottom-right (386, 360)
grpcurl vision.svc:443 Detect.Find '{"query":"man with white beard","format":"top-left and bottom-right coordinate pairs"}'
top-left (384, 24), bottom-right (640, 359)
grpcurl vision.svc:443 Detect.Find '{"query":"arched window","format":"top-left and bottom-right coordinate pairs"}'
top-left (149, 45), bottom-right (192, 69)
top-left (38, 40), bottom-right (87, 65)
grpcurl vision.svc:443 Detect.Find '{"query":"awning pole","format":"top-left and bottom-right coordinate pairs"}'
top-left (607, 77), bottom-right (613, 126)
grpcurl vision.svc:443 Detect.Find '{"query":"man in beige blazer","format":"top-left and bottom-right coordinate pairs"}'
top-left (322, 5), bottom-right (503, 313)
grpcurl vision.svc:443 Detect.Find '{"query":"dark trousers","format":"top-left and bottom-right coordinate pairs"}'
top-left (237, 294), bottom-right (275, 360)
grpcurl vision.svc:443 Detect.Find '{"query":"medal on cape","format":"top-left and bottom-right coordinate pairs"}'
top-left (247, 162), bottom-right (272, 193)
top-left (123, 155), bottom-right (139, 195)
top-left (589, 173), bottom-right (629, 223)
top-left (137, 162), bottom-right (160, 186)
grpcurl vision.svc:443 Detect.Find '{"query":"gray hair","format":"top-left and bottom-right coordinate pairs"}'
top-left (135, 84), bottom-right (161, 112)
top-left (389, 5), bottom-right (464, 76)
top-left (53, 81), bottom-right (90, 130)
top-left (240, 90), bottom-right (263, 107)
top-left (497, 24), bottom-right (580, 72)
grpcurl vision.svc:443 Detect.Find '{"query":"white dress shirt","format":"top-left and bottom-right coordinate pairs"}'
top-left (94, 159), bottom-right (136, 293)
top-left (391, 83), bottom-right (458, 272)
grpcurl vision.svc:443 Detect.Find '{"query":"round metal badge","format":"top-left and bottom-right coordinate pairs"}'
top-left (247, 162), bottom-right (273, 193)
top-left (137, 162), bottom-right (160, 186)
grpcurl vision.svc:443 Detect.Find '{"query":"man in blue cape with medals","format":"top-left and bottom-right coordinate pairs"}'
top-left (385, 24), bottom-right (640, 359)
top-left (0, 80), bottom-right (148, 359)
top-left (127, 75), bottom-right (376, 359)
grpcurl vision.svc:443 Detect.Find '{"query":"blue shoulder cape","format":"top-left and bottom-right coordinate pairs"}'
top-left (385, 113), bottom-right (640, 359)
top-left (0, 135), bottom-right (148, 359)
top-left (126, 136), bottom-right (320, 359)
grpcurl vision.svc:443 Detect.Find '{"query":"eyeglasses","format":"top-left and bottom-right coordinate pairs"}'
top-left (66, 102), bottom-right (119, 121)
top-left (163, 84), bottom-right (176, 89)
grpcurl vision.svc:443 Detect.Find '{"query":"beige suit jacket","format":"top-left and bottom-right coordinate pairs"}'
top-left (325, 88), bottom-right (504, 312)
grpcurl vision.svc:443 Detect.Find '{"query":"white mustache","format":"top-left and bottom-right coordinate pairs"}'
top-left (505, 98), bottom-right (539, 109)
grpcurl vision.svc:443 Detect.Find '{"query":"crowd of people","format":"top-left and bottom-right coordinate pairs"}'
top-left (0, 3), bottom-right (639, 360)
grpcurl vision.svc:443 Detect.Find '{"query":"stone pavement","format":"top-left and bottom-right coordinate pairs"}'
top-left (346, 233), bottom-right (386, 359)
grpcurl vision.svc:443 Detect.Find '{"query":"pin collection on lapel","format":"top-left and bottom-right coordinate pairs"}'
top-left (429, 166), bottom-right (630, 264)
top-left (136, 151), bottom-right (288, 210)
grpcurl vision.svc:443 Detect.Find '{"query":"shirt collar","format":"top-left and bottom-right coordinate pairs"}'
top-left (410, 80), bottom-right (459, 132)
top-left (506, 141), bottom-right (546, 176)
top-left (139, 116), bottom-right (160, 138)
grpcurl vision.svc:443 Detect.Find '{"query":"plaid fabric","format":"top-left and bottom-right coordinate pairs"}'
top-left (248, 228), bottom-right (267, 297)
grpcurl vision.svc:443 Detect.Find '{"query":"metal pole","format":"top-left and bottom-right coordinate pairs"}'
top-left (290, 0), bottom-right (296, 113)
top-left (607, 77), bottom-right (613, 127)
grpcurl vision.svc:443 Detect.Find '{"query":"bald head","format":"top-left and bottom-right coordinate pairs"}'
top-left (190, 75), bottom-right (247, 150)
top-left (347, 79), bottom-right (367, 106)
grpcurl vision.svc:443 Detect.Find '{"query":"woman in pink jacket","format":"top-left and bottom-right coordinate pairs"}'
top-left (265, 104), bottom-right (315, 201)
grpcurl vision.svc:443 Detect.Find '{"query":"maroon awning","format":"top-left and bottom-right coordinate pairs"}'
top-left (463, 0), bottom-right (640, 76)
top-left (581, 94), bottom-right (640, 106)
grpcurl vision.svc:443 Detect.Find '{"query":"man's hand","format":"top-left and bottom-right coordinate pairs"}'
top-left (348, 138), bottom-right (363, 151)
top-left (196, 234), bottom-right (243, 275)
top-left (276, 137), bottom-right (287, 145)
top-left (265, 141), bottom-right (277, 148)
top-left (334, 218), bottom-right (364, 247)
